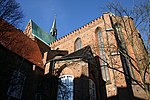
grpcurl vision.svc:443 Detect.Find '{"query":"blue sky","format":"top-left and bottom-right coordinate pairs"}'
top-left (17, 0), bottom-right (134, 38)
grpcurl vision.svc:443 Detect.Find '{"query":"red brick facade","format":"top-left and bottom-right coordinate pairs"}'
top-left (49, 13), bottom-right (148, 99)
top-left (22, 12), bottom-right (148, 100)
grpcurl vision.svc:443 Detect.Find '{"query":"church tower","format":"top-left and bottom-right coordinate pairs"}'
top-left (50, 16), bottom-right (57, 39)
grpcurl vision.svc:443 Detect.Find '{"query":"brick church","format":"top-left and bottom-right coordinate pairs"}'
top-left (23, 12), bottom-right (148, 100)
top-left (0, 12), bottom-right (148, 100)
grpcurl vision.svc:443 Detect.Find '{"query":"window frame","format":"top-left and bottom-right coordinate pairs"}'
top-left (7, 70), bottom-right (26, 99)
top-left (97, 30), bottom-right (110, 82)
top-left (57, 75), bottom-right (74, 100)
top-left (74, 38), bottom-right (82, 51)
top-left (89, 79), bottom-right (96, 100)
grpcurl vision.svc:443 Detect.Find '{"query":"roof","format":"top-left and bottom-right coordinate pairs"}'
top-left (47, 50), bottom-right (68, 61)
top-left (50, 16), bottom-right (102, 45)
top-left (0, 19), bottom-right (44, 69)
top-left (31, 20), bottom-right (56, 45)
top-left (54, 46), bottom-right (94, 62)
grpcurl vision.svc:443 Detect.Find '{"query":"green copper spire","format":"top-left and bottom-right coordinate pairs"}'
top-left (50, 16), bottom-right (57, 39)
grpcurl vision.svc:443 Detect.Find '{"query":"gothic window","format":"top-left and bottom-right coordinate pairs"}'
top-left (115, 23), bottom-right (135, 79)
top-left (7, 70), bottom-right (26, 99)
top-left (35, 93), bottom-right (42, 100)
top-left (89, 79), bottom-right (96, 100)
top-left (57, 75), bottom-right (74, 100)
top-left (97, 30), bottom-right (110, 82)
top-left (115, 23), bottom-right (124, 44)
top-left (74, 38), bottom-right (82, 51)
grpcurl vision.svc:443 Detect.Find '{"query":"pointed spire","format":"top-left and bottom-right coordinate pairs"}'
top-left (50, 16), bottom-right (57, 39)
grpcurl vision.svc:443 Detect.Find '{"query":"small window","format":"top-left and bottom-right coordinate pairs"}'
top-left (89, 79), bottom-right (96, 100)
top-left (35, 93), bottom-right (42, 100)
top-left (57, 75), bottom-right (74, 100)
top-left (74, 38), bottom-right (82, 51)
top-left (7, 70), bottom-right (26, 99)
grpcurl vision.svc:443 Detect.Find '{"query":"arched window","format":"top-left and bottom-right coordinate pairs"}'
top-left (57, 75), bottom-right (74, 100)
top-left (74, 38), bottom-right (82, 51)
top-left (89, 79), bottom-right (96, 100)
top-left (97, 30), bottom-right (110, 82)
top-left (114, 23), bottom-right (135, 79)
top-left (114, 23), bottom-right (124, 42)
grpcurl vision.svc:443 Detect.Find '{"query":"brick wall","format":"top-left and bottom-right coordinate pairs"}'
top-left (49, 13), bottom-right (148, 99)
